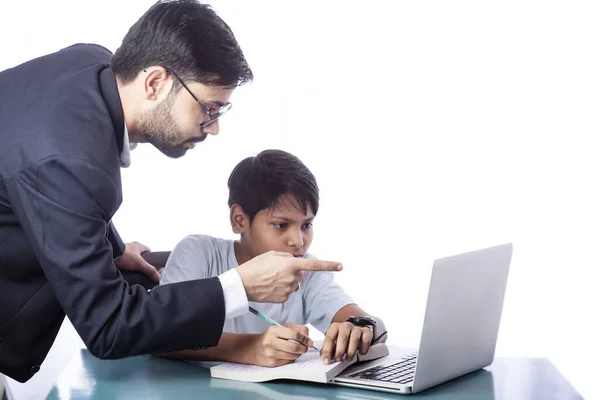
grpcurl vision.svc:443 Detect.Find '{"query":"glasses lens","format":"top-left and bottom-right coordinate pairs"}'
top-left (200, 103), bottom-right (232, 128)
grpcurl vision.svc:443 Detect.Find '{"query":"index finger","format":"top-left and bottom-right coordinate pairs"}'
top-left (284, 323), bottom-right (310, 338)
top-left (271, 251), bottom-right (294, 258)
top-left (275, 326), bottom-right (311, 347)
top-left (291, 258), bottom-right (343, 272)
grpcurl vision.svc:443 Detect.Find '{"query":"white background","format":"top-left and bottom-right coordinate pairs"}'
top-left (1, 1), bottom-right (598, 399)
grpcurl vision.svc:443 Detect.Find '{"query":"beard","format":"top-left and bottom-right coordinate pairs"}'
top-left (131, 98), bottom-right (198, 159)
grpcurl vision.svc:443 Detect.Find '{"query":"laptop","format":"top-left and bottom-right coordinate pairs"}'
top-left (333, 243), bottom-right (513, 394)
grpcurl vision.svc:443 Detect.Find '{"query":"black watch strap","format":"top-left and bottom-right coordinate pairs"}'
top-left (346, 316), bottom-right (386, 345)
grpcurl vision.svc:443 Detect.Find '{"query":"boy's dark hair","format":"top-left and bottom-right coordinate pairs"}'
top-left (111, 0), bottom-right (253, 87)
top-left (228, 150), bottom-right (319, 222)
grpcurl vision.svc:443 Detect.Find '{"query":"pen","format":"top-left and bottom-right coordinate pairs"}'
top-left (248, 306), bottom-right (319, 351)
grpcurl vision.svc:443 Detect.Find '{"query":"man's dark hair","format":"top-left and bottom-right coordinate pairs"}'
top-left (111, 0), bottom-right (253, 87)
top-left (228, 150), bottom-right (319, 222)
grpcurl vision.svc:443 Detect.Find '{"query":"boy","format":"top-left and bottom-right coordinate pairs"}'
top-left (158, 150), bottom-right (387, 367)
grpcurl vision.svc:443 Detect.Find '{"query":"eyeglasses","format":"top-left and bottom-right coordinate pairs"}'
top-left (164, 68), bottom-right (232, 128)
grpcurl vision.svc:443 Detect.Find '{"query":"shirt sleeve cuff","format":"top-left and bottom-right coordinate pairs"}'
top-left (218, 268), bottom-right (249, 320)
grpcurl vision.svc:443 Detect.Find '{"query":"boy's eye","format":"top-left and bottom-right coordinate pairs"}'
top-left (303, 222), bottom-right (313, 229)
top-left (273, 223), bottom-right (288, 230)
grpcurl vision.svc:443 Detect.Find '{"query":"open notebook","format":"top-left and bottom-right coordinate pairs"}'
top-left (210, 342), bottom-right (389, 384)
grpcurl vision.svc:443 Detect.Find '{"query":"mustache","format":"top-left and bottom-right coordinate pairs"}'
top-left (186, 135), bottom-right (207, 144)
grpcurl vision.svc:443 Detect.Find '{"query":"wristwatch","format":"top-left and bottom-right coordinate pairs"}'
top-left (346, 316), bottom-right (385, 344)
top-left (347, 315), bottom-right (376, 329)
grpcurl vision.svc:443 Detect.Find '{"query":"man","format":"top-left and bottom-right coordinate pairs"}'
top-left (157, 150), bottom-right (387, 367)
top-left (0, 0), bottom-right (341, 383)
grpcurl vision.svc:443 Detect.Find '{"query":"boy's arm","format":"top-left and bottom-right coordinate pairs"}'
top-left (155, 236), bottom-right (253, 362)
top-left (154, 332), bottom-right (257, 364)
top-left (156, 237), bottom-right (308, 367)
top-left (155, 325), bottom-right (312, 367)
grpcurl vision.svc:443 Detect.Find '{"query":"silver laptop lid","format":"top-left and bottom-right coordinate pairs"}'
top-left (412, 243), bottom-right (513, 393)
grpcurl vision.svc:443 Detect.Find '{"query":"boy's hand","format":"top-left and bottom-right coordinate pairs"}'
top-left (247, 323), bottom-right (311, 367)
top-left (320, 322), bottom-right (373, 365)
top-left (237, 251), bottom-right (342, 303)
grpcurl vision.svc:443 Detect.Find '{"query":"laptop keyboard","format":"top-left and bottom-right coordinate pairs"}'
top-left (349, 354), bottom-right (417, 385)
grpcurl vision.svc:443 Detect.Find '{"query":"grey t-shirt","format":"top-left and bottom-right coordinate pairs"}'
top-left (160, 235), bottom-right (354, 334)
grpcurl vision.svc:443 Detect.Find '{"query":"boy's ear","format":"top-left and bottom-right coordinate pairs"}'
top-left (230, 204), bottom-right (248, 234)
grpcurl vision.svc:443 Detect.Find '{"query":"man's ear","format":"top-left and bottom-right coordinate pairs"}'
top-left (142, 66), bottom-right (172, 101)
top-left (230, 204), bottom-right (248, 234)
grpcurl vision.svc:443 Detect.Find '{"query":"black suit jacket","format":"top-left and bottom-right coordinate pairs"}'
top-left (0, 44), bottom-right (225, 382)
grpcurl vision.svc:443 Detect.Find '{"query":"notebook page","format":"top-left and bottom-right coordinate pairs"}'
top-left (210, 348), bottom-right (353, 383)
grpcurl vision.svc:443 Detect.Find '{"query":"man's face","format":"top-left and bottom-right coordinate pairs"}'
top-left (243, 194), bottom-right (315, 259)
top-left (130, 69), bottom-right (234, 158)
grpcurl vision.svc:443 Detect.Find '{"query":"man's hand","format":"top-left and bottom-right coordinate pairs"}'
top-left (246, 323), bottom-right (312, 367)
top-left (236, 251), bottom-right (342, 303)
top-left (320, 322), bottom-right (373, 365)
top-left (115, 241), bottom-right (160, 282)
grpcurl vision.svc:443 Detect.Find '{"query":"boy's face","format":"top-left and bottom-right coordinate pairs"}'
top-left (233, 193), bottom-right (315, 258)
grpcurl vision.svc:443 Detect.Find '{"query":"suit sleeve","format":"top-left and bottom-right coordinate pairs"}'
top-left (107, 221), bottom-right (125, 258)
top-left (6, 156), bottom-right (226, 358)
